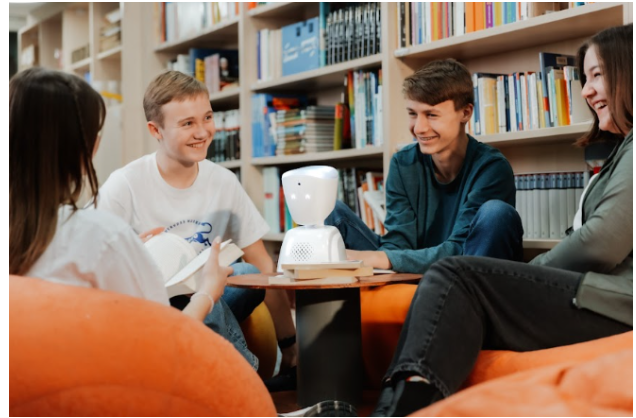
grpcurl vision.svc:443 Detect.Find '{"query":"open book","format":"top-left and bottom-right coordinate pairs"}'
top-left (145, 233), bottom-right (243, 298)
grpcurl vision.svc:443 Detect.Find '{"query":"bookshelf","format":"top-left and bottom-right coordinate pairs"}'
top-left (18, 2), bottom-right (632, 256)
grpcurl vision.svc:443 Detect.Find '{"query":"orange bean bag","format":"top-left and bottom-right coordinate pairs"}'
top-left (412, 349), bottom-right (633, 416)
top-left (9, 275), bottom-right (277, 417)
top-left (361, 285), bottom-right (633, 389)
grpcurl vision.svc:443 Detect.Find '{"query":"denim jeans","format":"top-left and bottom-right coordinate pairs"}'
top-left (325, 199), bottom-right (524, 262)
top-left (169, 262), bottom-right (265, 370)
top-left (384, 256), bottom-right (631, 399)
top-left (223, 262), bottom-right (266, 322)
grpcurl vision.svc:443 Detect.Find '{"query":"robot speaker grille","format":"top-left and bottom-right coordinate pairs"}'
top-left (291, 242), bottom-right (314, 262)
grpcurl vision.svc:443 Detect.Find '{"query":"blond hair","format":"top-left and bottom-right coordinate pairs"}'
top-left (143, 71), bottom-right (209, 127)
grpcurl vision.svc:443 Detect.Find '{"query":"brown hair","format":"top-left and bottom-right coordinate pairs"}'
top-left (403, 59), bottom-right (474, 110)
top-left (10, 67), bottom-right (105, 275)
top-left (576, 24), bottom-right (633, 146)
top-left (143, 70), bottom-right (209, 127)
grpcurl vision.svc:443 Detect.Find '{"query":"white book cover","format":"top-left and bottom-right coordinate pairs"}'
top-left (532, 177), bottom-right (541, 239)
top-left (558, 174), bottom-right (569, 239)
top-left (496, 76), bottom-right (506, 133)
top-left (566, 175), bottom-right (577, 229)
top-left (454, 2), bottom-right (465, 37)
top-left (145, 235), bottom-right (243, 298)
top-left (548, 175), bottom-right (561, 239)
top-left (263, 167), bottom-right (281, 234)
top-left (539, 175), bottom-right (550, 239)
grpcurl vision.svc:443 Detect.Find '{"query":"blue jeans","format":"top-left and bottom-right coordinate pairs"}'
top-left (170, 262), bottom-right (265, 370)
top-left (325, 199), bottom-right (524, 263)
top-left (223, 262), bottom-right (266, 322)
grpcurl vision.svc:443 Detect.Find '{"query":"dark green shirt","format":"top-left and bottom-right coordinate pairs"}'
top-left (380, 136), bottom-right (515, 273)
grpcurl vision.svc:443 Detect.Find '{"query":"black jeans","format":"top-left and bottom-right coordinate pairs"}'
top-left (384, 256), bottom-right (632, 398)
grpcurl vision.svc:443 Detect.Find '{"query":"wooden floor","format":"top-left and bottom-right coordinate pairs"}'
top-left (271, 390), bottom-right (380, 417)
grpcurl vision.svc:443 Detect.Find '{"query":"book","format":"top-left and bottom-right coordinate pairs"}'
top-left (281, 260), bottom-right (364, 270)
top-left (282, 265), bottom-right (373, 280)
top-left (145, 234), bottom-right (243, 298)
top-left (268, 276), bottom-right (358, 286)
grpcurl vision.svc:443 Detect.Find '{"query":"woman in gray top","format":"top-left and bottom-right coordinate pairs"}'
top-left (370, 24), bottom-right (633, 417)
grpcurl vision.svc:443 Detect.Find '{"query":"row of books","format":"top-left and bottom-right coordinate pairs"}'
top-left (338, 168), bottom-right (386, 236)
top-left (165, 48), bottom-right (239, 93)
top-left (207, 109), bottom-right (240, 163)
top-left (469, 52), bottom-right (588, 136)
top-left (397, 2), bottom-right (592, 48)
top-left (324, 3), bottom-right (382, 66)
top-left (156, 2), bottom-right (239, 44)
top-left (274, 106), bottom-right (336, 155)
top-left (344, 69), bottom-right (384, 150)
top-left (262, 167), bottom-right (385, 236)
top-left (251, 94), bottom-right (308, 158)
top-left (515, 172), bottom-right (588, 240)
top-left (99, 8), bottom-right (121, 53)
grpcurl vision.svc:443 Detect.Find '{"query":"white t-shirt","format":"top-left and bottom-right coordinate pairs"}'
top-left (27, 205), bottom-right (170, 306)
top-left (573, 172), bottom-right (600, 231)
top-left (97, 153), bottom-right (269, 254)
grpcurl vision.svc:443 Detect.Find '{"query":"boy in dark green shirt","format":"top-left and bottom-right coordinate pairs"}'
top-left (327, 59), bottom-right (522, 273)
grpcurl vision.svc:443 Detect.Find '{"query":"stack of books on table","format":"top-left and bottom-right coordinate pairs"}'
top-left (269, 261), bottom-right (372, 285)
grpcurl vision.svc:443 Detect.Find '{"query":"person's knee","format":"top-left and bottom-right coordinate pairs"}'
top-left (231, 262), bottom-right (261, 276)
top-left (326, 200), bottom-right (353, 225)
top-left (475, 200), bottom-right (521, 229)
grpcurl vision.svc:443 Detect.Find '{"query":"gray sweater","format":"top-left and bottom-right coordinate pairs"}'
top-left (530, 131), bottom-right (633, 326)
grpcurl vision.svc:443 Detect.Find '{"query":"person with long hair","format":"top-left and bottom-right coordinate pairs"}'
top-left (9, 67), bottom-right (257, 368)
top-left (370, 23), bottom-right (633, 417)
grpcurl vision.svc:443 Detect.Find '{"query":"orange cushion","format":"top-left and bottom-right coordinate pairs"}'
top-left (240, 302), bottom-right (278, 380)
top-left (361, 284), bottom-right (418, 387)
top-left (466, 331), bottom-right (634, 387)
top-left (412, 349), bottom-right (633, 416)
top-left (9, 275), bottom-right (277, 417)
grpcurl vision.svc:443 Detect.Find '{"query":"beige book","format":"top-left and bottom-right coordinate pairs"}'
top-left (283, 265), bottom-right (373, 280)
top-left (268, 276), bottom-right (358, 286)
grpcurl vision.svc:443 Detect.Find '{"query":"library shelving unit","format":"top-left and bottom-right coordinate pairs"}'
top-left (17, 2), bottom-right (125, 185)
top-left (18, 2), bottom-right (633, 257)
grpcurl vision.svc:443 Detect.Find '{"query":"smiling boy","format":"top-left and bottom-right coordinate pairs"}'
top-left (97, 71), bottom-right (298, 370)
top-left (326, 59), bottom-right (523, 273)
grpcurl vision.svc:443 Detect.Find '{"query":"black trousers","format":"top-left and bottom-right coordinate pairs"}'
top-left (384, 256), bottom-right (631, 397)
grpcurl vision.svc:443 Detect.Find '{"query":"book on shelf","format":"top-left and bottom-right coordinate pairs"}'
top-left (325, 4), bottom-right (381, 66)
top-left (396, 2), bottom-right (578, 48)
top-left (208, 109), bottom-right (240, 163)
top-left (158, 2), bottom-right (239, 44)
top-left (145, 235), bottom-right (243, 298)
top-left (515, 172), bottom-right (586, 240)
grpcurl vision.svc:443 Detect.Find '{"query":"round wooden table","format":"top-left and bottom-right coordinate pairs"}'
top-left (228, 273), bottom-right (421, 407)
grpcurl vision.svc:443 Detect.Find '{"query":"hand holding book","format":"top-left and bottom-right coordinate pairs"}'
top-left (199, 236), bottom-right (233, 302)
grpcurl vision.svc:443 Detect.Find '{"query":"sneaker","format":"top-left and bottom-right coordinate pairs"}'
top-left (265, 366), bottom-right (297, 392)
top-left (302, 400), bottom-right (357, 417)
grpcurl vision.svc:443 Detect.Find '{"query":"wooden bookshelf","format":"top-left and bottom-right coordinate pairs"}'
top-left (97, 45), bottom-right (122, 61)
top-left (248, 2), bottom-right (317, 19)
top-left (252, 146), bottom-right (384, 167)
top-left (263, 232), bottom-right (286, 242)
top-left (251, 54), bottom-right (383, 92)
top-left (217, 160), bottom-right (242, 170)
top-left (523, 239), bottom-right (560, 250)
top-left (394, 3), bottom-right (624, 62)
top-left (209, 87), bottom-right (241, 108)
top-left (154, 16), bottom-right (240, 54)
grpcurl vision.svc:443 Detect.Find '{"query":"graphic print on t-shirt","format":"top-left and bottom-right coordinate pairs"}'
top-left (165, 220), bottom-right (213, 253)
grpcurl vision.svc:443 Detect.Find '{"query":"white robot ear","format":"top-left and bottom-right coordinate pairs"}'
top-left (281, 166), bottom-right (339, 226)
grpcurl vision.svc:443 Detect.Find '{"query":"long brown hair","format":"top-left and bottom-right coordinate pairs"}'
top-left (576, 24), bottom-right (633, 146)
top-left (10, 68), bottom-right (106, 275)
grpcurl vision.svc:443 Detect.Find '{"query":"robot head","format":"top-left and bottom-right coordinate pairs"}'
top-left (282, 166), bottom-right (338, 226)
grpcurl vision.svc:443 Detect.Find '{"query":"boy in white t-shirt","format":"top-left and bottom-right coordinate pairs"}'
top-left (98, 71), bottom-right (297, 371)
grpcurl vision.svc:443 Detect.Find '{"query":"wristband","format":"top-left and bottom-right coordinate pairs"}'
top-left (191, 291), bottom-right (215, 315)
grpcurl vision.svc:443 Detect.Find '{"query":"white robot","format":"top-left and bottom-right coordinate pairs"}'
top-left (276, 166), bottom-right (347, 272)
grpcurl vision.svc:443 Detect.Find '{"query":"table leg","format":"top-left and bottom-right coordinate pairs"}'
top-left (295, 288), bottom-right (363, 407)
